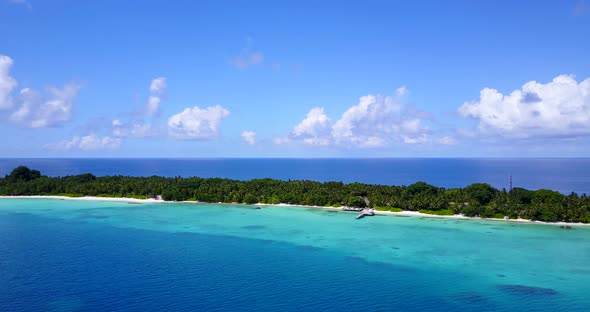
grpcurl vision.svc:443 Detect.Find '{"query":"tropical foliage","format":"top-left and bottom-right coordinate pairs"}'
top-left (1, 166), bottom-right (589, 223)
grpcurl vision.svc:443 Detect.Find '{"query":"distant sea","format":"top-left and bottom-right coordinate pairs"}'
top-left (1, 158), bottom-right (590, 194)
top-left (1, 199), bottom-right (589, 311)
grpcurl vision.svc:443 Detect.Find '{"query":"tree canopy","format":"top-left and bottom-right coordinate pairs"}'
top-left (5, 166), bottom-right (42, 183)
top-left (463, 183), bottom-right (498, 205)
top-left (1, 166), bottom-right (588, 223)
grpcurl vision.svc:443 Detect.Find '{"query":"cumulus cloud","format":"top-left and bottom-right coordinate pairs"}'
top-left (146, 77), bottom-right (166, 116)
top-left (0, 54), bottom-right (79, 127)
top-left (293, 107), bottom-right (330, 136)
top-left (291, 107), bottom-right (331, 146)
top-left (0, 55), bottom-right (18, 110)
top-left (168, 105), bottom-right (230, 139)
top-left (241, 130), bottom-right (256, 145)
top-left (459, 74), bottom-right (590, 139)
top-left (331, 94), bottom-right (428, 147)
top-left (146, 96), bottom-right (160, 116)
top-left (150, 77), bottom-right (166, 94)
top-left (396, 86), bottom-right (408, 96)
top-left (46, 134), bottom-right (121, 151)
top-left (277, 91), bottom-right (449, 148)
top-left (10, 83), bottom-right (79, 128)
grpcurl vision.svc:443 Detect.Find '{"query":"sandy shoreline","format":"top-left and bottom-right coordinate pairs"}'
top-left (1, 195), bottom-right (588, 227)
top-left (0, 195), bottom-right (166, 204)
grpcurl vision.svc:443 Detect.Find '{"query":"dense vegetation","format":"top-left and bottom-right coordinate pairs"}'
top-left (1, 166), bottom-right (589, 223)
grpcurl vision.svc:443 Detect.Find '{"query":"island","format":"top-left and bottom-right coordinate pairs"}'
top-left (1, 166), bottom-right (588, 224)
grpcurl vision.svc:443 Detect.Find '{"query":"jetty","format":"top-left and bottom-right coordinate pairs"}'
top-left (342, 207), bottom-right (365, 212)
top-left (355, 208), bottom-right (375, 219)
top-left (341, 207), bottom-right (376, 219)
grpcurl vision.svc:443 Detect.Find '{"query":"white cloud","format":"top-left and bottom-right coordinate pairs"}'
top-left (46, 134), bottom-right (121, 151)
top-left (146, 96), bottom-right (160, 116)
top-left (459, 74), bottom-right (590, 138)
top-left (112, 119), bottom-right (123, 127)
top-left (396, 86), bottom-right (408, 96)
top-left (401, 134), bottom-right (428, 144)
top-left (0, 55), bottom-right (78, 128)
top-left (241, 130), bottom-right (256, 145)
top-left (146, 77), bottom-right (166, 116)
top-left (0, 55), bottom-right (18, 110)
top-left (150, 77), bottom-right (166, 95)
top-left (277, 92), bottom-right (450, 148)
top-left (112, 119), bottom-right (159, 138)
top-left (168, 105), bottom-right (230, 139)
top-left (291, 107), bottom-right (331, 145)
top-left (331, 94), bottom-right (428, 147)
top-left (10, 83), bottom-right (79, 128)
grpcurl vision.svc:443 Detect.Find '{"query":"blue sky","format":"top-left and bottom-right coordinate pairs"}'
top-left (1, 0), bottom-right (589, 157)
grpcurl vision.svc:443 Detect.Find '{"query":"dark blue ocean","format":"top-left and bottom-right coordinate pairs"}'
top-left (1, 158), bottom-right (590, 194)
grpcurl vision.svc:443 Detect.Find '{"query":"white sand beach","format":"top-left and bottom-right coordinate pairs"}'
top-left (1, 195), bottom-right (587, 227)
top-left (0, 195), bottom-right (165, 204)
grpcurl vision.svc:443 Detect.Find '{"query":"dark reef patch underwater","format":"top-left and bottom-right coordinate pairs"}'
top-left (497, 284), bottom-right (559, 297)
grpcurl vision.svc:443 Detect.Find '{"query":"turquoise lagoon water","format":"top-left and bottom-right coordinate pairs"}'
top-left (1, 198), bottom-right (589, 311)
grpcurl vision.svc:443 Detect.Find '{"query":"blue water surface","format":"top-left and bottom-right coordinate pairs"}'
top-left (1, 199), bottom-right (589, 311)
top-left (1, 158), bottom-right (590, 194)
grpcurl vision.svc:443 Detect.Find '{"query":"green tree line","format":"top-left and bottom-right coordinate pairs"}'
top-left (1, 166), bottom-right (589, 223)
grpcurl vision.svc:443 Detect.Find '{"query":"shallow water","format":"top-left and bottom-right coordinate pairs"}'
top-left (1, 199), bottom-right (589, 311)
